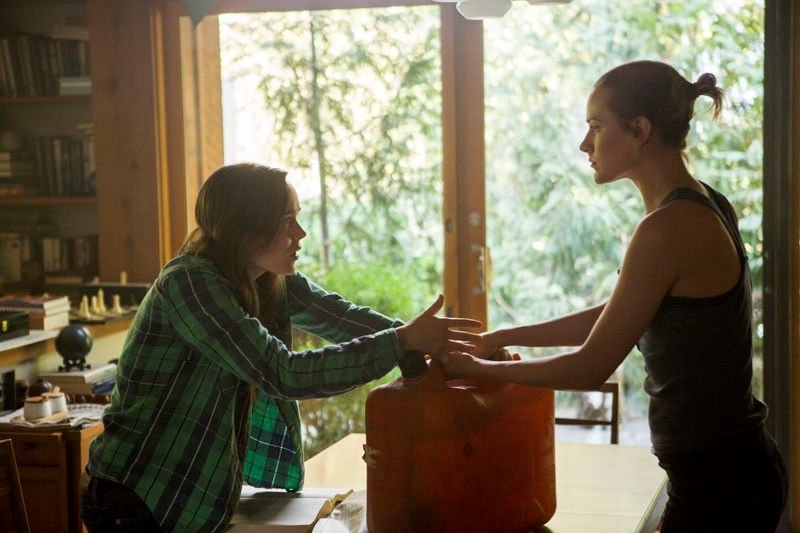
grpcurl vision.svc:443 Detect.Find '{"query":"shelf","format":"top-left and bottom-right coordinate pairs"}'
top-left (0, 329), bottom-right (59, 355)
top-left (0, 95), bottom-right (91, 105)
top-left (0, 0), bottom-right (85, 5)
top-left (0, 318), bottom-right (131, 368)
top-left (0, 196), bottom-right (96, 206)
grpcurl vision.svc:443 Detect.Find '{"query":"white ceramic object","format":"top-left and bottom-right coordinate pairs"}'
top-left (23, 396), bottom-right (52, 420)
top-left (43, 391), bottom-right (68, 414)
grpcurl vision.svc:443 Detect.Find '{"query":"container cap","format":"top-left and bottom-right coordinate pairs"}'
top-left (397, 350), bottom-right (428, 378)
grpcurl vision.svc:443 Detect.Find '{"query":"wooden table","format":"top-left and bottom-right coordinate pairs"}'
top-left (304, 433), bottom-right (668, 533)
top-left (0, 422), bottom-right (103, 533)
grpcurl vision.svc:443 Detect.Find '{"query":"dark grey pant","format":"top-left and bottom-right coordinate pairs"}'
top-left (656, 424), bottom-right (788, 533)
top-left (79, 473), bottom-right (163, 532)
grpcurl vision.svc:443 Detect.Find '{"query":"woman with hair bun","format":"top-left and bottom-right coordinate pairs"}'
top-left (434, 60), bottom-right (787, 531)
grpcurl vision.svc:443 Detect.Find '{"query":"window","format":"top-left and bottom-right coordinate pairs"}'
top-left (483, 0), bottom-right (765, 444)
top-left (220, 5), bottom-right (446, 455)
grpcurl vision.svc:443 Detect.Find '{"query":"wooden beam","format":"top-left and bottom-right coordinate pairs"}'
top-left (87, 0), bottom-right (167, 283)
top-left (211, 0), bottom-right (429, 14)
top-left (161, 4), bottom-right (224, 255)
top-left (791, 0), bottom-right (799, 522)
top-left (440, 5), bottom-right (487, 325)
top-left (764, 0), bottom-right (797, 525)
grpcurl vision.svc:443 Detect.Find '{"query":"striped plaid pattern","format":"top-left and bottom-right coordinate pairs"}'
top-left (86, 254), bottom-right (402, 531)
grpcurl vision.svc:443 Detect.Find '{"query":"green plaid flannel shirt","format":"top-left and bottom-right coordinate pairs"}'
top-left (85, 254), bottom-right (402, 531)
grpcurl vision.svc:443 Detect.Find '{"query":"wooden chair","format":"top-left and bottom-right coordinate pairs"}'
top-left (555, 378), bottom-right (621, 444)
top-left (0, 438), bottom-right (30, 533)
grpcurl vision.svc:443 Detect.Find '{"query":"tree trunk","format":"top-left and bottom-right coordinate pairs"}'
top-left (308, 15), bottom-right (331, 269)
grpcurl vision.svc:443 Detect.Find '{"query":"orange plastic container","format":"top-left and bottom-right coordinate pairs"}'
top-left (365, 356), bottom-right (556, 532)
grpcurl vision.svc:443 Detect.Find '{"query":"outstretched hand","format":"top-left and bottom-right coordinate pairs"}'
top-left (395, 294), bottom-right (482, 356)
top-left (432, 347), bottom-right (516, 380)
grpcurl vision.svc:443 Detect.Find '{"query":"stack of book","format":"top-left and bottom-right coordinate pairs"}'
top-left (39, 362), bottom-right (117, 396)
top-left (0, 150), bottom-right (36, 198)
top-left (0, 24), bottom-right (90, 98)
top-left (32, 134), bottom-right (94, 197)
top-left (0, 293), bottom-right (70, 330)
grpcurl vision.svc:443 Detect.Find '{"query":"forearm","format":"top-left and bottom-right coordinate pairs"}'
top-left (268, 330), bottom-right (401, 398)
top-left (287, 273), bottom-right (401, 343)
top-left (167, 268), bottom-right (401, 399)
top-left (487, 302), bottom-right (606, 349)
top-left (471, 349), bottom-right (609, 391)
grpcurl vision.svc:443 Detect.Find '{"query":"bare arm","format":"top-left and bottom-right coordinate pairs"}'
top-left (480, 302), bottom-right (606, 355)
top-left (436, 212), bottom-right (679, 390)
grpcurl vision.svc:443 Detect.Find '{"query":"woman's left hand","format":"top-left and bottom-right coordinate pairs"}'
top-left (431, 351), bottom-right (486, 380)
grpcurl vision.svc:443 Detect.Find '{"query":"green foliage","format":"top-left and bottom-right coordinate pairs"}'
top-left (483, 0), bottom-right (764, 414)
top-left (221, 7), bottom-right (442, 272)
top-left (221, 0), bottom-right (764, 449)
top-left (303, 260), bottom-right (438, 321)
top-left (291, 260), bottom-right (433, 457)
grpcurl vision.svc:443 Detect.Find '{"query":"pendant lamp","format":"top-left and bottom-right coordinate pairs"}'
top-left (457, 0), bottom-right (512, 19)
top-left (432, 0), bottom-right (571, 20)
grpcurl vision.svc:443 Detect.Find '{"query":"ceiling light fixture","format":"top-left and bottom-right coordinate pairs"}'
top-left (433, 0), bottom-right (572, 21)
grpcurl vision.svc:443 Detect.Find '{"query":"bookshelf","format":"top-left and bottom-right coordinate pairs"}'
top-left (1, 0), bottom-right (224, 287)
top-left (0, 1), bottom-right (98, 293)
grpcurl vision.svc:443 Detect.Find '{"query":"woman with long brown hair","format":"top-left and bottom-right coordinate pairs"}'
top-left (80, 162), bottom-right (480, 531)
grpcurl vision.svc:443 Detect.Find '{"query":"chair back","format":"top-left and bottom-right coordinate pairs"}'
top-left (0, 438), bottom-right (29, 533)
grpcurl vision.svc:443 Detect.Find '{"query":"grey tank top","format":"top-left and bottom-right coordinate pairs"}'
top-left (638, 183), bottom-right (767, 454)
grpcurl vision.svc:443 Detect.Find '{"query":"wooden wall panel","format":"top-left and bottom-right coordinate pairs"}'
top-left (87, 0), bottom-right (166, 283)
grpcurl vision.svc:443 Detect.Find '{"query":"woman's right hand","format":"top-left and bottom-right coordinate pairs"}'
top-left (486, 346), bottom-right (517, 361)
top-left (395, 294), bottom-right (482, 356)
top-left (465, 332), bottom-right (503, 360)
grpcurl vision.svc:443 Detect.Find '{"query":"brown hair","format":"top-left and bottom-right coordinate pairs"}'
top-left (180, 162), bottom-right (289, 329)
top-left (594, 60), bottom-right (724, 150)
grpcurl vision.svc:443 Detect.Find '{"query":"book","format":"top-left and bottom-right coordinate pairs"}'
top-left (0, 234), bottom-right (22, 283)
top-left (39, 362), bottom-right (117, 384)
top-left (0, 183), bottom-right (28, 197)
top-left (0, 301), bottom-right (71, 317)
top-left (51, 25), bottom-right (89, 42)
top-left (0, 151), bottom-right (33, 162)
top-left (26, 310), bottom-right (69, 330)
top-left (0, 160), bottom-right (36, 178)
top-left (0, 160), bottom-right (35, 172)
top-left (46, 377), bottom-right (115, 395)
top-left (5, 305), bottom-right (71, 319)
top-left (58, 75), bottom-right (90, 95)
top-left (0, 294), bottom-right (70, 313)
top-left (230, 487), bottom-right (354, 532)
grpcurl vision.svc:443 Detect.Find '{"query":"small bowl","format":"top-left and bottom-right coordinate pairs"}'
top-left (42, 391), bottom-right (68, 414)
top-left (23, 396), bottom-right (52, 421)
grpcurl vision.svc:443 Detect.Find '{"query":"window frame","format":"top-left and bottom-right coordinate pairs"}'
top-left (165, 0), bottom-right (800, 496)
